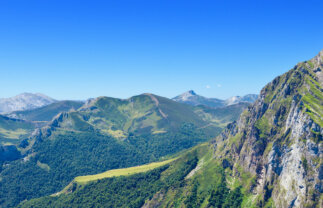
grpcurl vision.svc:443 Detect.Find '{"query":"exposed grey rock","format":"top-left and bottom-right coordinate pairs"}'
top-left (213, 50), bottom-right (323, 207)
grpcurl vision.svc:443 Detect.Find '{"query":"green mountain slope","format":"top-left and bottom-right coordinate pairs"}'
top-left (210, 50), bottom-right (323, 207)
top-left (19, 50), bottom-right (323, 208)
top-left (19, 144), bottom-right (246, 208)
top-left (44, 94), bottom-right (228, 138)
top-left (71, 94), bottom-right (215, 136)
top-left (0, 115), bottom-right (35, 145)
top-left (1, 93), bottom-right (241, 207)
top-left (6, 100), bottom-right (84, 122)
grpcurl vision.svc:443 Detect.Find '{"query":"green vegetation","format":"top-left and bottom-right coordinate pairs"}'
top-left (19, 144), bottom-right (246, 208)
top-left (255, 116), bottom-right (271, 139)
top-left (0, 123), bottom-right (210, 207)
top-left (2, 51), bottom-right (323, 208)
top-left (74, 158), bottom-right (176, 184)
top-left (1, 93), bottom-right (241, 207)
top-left (50, 94), bottom-right (229, 138)
top-left (301, 76), bottom-right (323, 127)
top-left (18, 147), bottom-right (199, 208)
top-left (0, 115), bottom-right (35, 145)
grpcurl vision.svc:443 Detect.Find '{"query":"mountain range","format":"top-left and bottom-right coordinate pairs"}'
top-left (0, 91), bottom-right (254, 147)
top-left (0, 91), bottom-right (251, 207)
top-left (0, 50), bottom-right (322, 208)
top-left (15, 49), bottom-right (323, 208)
top-left (172, 90), bottom-right (258, 108)
top-left (0, 91), bottom-right (256, 116)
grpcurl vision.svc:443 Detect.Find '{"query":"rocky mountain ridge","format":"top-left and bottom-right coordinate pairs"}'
top-left (172, 90), bottom-right (258, 108)
top-left (212, 49), bottom-right (323, 207)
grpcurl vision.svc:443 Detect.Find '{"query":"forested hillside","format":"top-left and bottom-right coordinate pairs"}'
top-left (0, 93), bottom-right (240, 207)
top-left (18, 50), bottom-right (323, 208)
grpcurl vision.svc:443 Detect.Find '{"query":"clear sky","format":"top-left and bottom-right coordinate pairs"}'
top-left (1, 0), bottom-right (323, 100)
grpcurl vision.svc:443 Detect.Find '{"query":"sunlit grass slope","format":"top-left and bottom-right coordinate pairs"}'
top-left (74, 158), bottom-right (176, 183)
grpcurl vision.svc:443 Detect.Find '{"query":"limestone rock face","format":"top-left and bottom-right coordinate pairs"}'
top-left (213, 50), bottom-right (323, 207)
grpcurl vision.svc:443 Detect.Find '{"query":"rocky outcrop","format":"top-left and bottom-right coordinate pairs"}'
top-left (213, 50), bottom-right (323, 207)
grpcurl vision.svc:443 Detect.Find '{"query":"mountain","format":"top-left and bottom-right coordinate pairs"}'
top-left (52, 93), bottom-right (217, 136)
top-left (0, 93), bottom-right (56, 113)
top-left (172, 90), bottom-right (224, 108)
top-left (209, 49), bottom-right (323, 207)
top-left (224, 94), bottom-right (259, 105)
top-left (5, 100), bottom-right (84, 122)
top-left (172, 90), bottom-right (258, 108)
top-left (20, 50), bottom-right (323, 208)
top-left (0, 100), bottom-right (84, 151)
top-left (0, 93), bottom-right (245, 207)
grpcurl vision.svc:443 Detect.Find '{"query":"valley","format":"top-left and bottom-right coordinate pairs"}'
top-left (1, 1), bottom-right (322, 207)
top-left (0, 92), bottom-right (251, 207)
top-left (14, 49), bottom-right (323, 208)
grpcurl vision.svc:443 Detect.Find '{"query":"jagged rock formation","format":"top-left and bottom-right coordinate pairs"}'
top-left (213, 50), bottom-right (323, 207)
top-left (0, 93), bottom-right (56, 113)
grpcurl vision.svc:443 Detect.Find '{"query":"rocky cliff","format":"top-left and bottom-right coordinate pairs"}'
top-left (213, 50), bottom-right (323, 207)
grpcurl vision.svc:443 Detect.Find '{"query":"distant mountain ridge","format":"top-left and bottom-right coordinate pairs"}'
top-left (5, 100), bottom-right (84, 122)
top-left (172, 90), bottom-right (258, 108)
top-left (0, 93), bottom-right (56, 113)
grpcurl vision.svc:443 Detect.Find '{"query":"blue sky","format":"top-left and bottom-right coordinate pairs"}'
top-left (1, 0), bottom-right (323, 100)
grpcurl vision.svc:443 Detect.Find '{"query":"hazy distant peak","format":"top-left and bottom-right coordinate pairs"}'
top-left (310, 49), bottom-right (323, 66)
top-left (174, 90), bottom-right (198, 101)
top-left (173, 90), bottom-right (258, 108)
top-left (225, 96), bottom-right (241, 105)
top-left (0, 93), bottom-right (56, 113)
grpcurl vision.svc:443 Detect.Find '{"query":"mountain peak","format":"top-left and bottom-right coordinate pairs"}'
top-left (173, 90), bottom-right (258, 108)
top-left (310, 49), bottom-right (323, 67)
top-left (213, 52), bottom-right (323, 207)
top-left (319, 48), bottom-right (323, 57)
top-left (187, 90), bottom-right (196, 95)
top-left (175, 90), bottom-right (198, 101)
